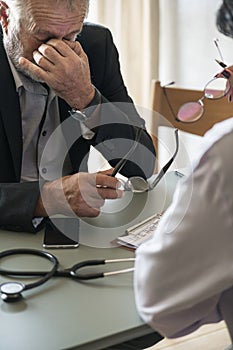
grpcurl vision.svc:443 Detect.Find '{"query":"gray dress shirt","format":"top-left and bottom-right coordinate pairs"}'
top-left (9, 58), bottom-right (72, 182)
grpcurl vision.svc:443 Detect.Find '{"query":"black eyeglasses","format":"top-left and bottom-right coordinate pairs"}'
top-left (111, 127), bottom-right (179, 193)
top-left (111, 127), bottom-right (143, 177)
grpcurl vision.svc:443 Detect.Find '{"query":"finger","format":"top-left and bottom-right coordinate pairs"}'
top-left (66, 186), bottom-right (104, 213)
top-left (46, 38), bottom-right (78, 57)
top-left (97, 187), bottom-right (123, 200)
top-left (18, 57), bottom-right (47, 82)
top-left (96, 174), bottom-right (121, 189)
top-left (37, 43), bottom-right (63, 63)
top-left (33, 50), bottom-right (55, 71)
top-left (82, 190), bottom-right (105, 208)
top-left (221, 69), bottom-right (231, 79)
top-left (226, 65), bottom-right (233, 72)
top-left (77, 206), bottom-right (100, 217)
top-left (98, 168), bottom-right (114, 176)
top-left (76, 177), bottom-right (104, 206)
top-left (63, 40), bottom-right (85, 57)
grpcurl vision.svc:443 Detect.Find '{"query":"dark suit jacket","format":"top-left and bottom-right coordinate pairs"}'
top-left (0, 22), bottom-right (155, 232)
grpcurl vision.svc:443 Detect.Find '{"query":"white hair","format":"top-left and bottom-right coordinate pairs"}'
top-left (2, 0), bottom-right (90, 81)
top-left (4, 0), bottom-right (89, 29)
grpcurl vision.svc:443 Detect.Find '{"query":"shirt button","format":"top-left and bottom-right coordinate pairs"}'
top-left (42, 130), bottom-right (47, 136)
top-left (42, 168), bottom-right (47, 174)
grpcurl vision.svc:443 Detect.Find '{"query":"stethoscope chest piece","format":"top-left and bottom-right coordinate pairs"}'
top-left (0, 248), bottom-right (59, 302)
top-left (0, 281), bottom-right (24, 302)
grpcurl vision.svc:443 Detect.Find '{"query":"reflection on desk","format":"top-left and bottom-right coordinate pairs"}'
top-left (80, 170), bottom-right (183, 248)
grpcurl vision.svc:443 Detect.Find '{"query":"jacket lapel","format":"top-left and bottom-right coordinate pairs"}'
top-left (0, 30), bottom-right (90, 180)
top-left (0, 37), bottom-right (22, 180)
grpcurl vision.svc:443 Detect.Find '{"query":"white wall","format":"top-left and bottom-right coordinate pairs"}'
top-left (159, 0), bottom-right (233, 90)
top-left (87, 0), bottom-right (233, 172)
top-left (88, 0), bottom-right (233, 104)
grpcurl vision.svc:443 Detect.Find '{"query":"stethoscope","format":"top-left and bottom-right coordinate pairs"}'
top-left (0, 248), bottom-right (135, 302)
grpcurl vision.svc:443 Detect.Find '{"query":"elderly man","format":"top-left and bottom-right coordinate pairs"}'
top-left (0, 1), bottom-right (161, 349)
top-left (0, 0), bottom-right (156, 233)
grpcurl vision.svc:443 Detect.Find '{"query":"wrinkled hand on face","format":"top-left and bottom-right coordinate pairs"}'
top-left (19, 39), bottom-right (95, 109)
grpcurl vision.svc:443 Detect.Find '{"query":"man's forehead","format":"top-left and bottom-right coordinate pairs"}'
top-left (24, 0), bottom-right (86, 29)
top-left (25, 0), bottom-right (88, 11)
top-left (6, 0), bottom-right (88, 21)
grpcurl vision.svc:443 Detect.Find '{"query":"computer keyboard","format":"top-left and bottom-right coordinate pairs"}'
top-left (117, 213), bottom-right (162, 249)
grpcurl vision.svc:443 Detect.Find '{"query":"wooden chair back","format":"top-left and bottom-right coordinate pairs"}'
top-left (150, 80), bottom-right (233, 172)
top-left (151, 79), bottom-right (233, 138)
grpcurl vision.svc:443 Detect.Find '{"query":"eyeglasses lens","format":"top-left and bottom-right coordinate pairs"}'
top-left (177, 101), bottom-right (204, 122)
top-left (177, 76), bottom-right (230, 123)
top-left (204, 77), bottom-right (229, 99)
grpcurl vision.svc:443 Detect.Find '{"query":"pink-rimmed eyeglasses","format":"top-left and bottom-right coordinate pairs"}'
top-left (163, 39), bottom-right (232, 123)
top-left (163, 75), bottom-right (231, 123)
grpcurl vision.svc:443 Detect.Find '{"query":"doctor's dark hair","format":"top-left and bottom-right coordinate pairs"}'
top-left (216, 0), bottom-right (233, 38)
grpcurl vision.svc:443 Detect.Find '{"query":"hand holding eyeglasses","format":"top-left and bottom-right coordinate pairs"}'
top-left (215, 62), bottom-right (233, 102)
top-left (162, 38), bottom-right (233, 123)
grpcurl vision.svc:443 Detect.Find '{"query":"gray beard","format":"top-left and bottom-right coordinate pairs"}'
top-left (4, 29), bottom-right (43, 83)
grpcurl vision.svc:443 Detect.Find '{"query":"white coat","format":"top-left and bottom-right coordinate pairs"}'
top-left (134, 117), bottom-right (233, 343)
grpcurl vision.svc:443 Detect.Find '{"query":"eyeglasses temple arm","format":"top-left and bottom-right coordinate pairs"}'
top-left (111, 127), bottom-right (143, 177)
top-left (214, 38), bottom-right (225, 63)
top-left (162, 83), bottom-right (180, 122)
top-left (150, 128), bottom-right (179, 189)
